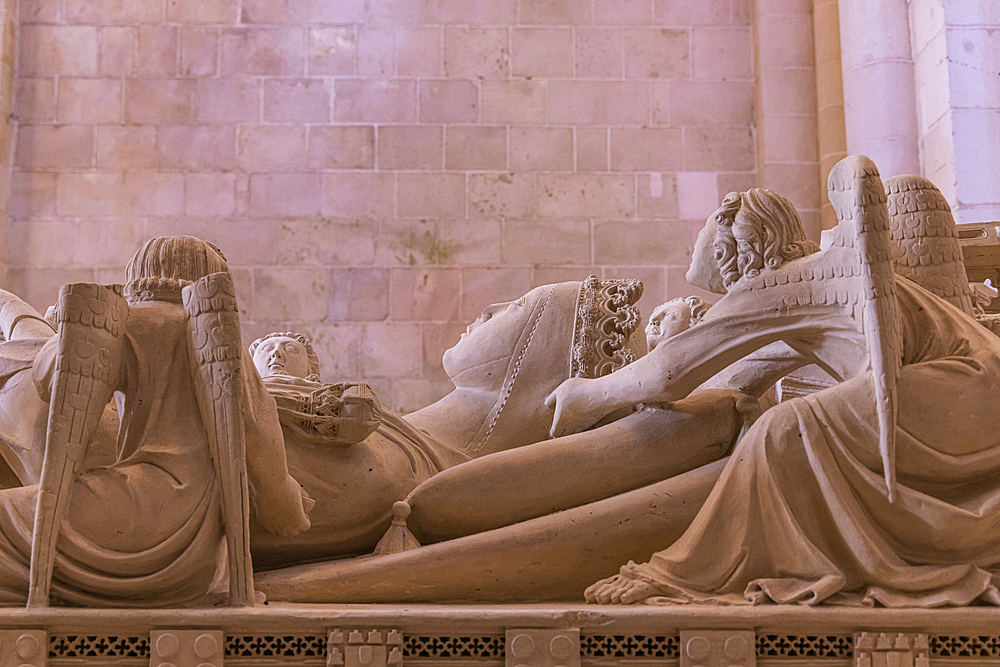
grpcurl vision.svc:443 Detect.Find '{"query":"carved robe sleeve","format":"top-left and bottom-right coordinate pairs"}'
top-left (601, 303), bottom-right (850, 407)
top-left (239, 350), bottom-right (314, 535)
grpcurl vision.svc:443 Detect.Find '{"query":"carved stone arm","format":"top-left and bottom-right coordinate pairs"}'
top-left (698, 341), bottom-right (811, 397)
top-left (547, 306), bottom-right (849, 438)
top-left (240, 350), bottom-right (314, 536)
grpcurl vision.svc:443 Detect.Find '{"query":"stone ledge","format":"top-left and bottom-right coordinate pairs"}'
top-left (0, 604), bottom-right (998, 634)
top-left (0, 607), bottom-right (993, 667)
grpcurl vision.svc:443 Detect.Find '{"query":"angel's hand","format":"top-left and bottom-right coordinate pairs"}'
top-left (545, 377), bottom-right (611, 438)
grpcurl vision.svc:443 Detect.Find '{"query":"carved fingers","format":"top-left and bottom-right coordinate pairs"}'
top-left (545, 377), bottom-right (606, 439)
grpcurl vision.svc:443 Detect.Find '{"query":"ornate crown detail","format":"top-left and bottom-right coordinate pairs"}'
top-left (571, 276), bottom-right (644, 378)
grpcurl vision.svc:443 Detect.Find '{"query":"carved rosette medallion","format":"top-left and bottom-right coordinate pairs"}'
top-left (679, 630), bottom-right (755, 667)
top-left (506, 629), bottom-right (580, 667)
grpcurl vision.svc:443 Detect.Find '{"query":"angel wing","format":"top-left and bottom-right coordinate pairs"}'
top-left (885, 175), bottom-right (973, 315)
top-left (28, 283), bottom-right (129, 607)
top-left (827, 155), bottom-right (902, 502)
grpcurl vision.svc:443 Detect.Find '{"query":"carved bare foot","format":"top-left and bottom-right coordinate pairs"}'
top-left (585, 574), bottom-right (661, 604)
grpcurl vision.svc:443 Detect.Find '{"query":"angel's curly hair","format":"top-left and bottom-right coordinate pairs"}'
top-left (713, 188), bottom-right (820, 289)
top-left (249, 332), bottom-right (321, 381)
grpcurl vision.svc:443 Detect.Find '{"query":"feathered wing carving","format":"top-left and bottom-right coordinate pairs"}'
top-left (885, 175), bottom-right (973, 315)
top-left (28, 283), bottom-right (129, 607)
top-left (182, 271), bottom-right (255, 606)
top-left (828, 156), bottom-right (902, 502)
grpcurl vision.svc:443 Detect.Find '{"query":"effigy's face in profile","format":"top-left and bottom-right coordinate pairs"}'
top-left (686, 215), bottom-right (726, 294)
top-left (442, 289), bottom-right (541, 385)
top-left (253, 336), bottom-right (313, 380)
top-left (645, 302), bottom-right (690, 351)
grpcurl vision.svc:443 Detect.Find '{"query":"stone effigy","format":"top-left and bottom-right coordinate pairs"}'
top-left (244, 276), bottom-right (752, 581)
top-left (0, 155), bottom-right (996, 628)
top-left (256, 156), bottom-right (1000, 608)
top-left (245, 277), bottom-right (673, 568)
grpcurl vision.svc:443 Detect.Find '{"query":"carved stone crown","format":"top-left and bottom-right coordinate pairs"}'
top-left (570, 276), bottom-right (644, 378)
top-left (124, 235), bottom-right (229, 304)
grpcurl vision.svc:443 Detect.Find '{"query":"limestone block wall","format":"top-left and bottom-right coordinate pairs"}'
top-left (909, 0), bottom-right (1000, 223)
top-left (0, 0), bottom-right (16, 283)
top-left (754, 0), bottom-right (822, 239)
top-left (7, 0), bottom-right (761, 411)
top-left (811, 0), bottom-right (846, 230)
top-left (838, 0), bottom-right (920, 179)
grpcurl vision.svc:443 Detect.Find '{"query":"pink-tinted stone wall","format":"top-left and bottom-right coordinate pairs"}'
top-left (909, 0), bottom-right (1000, 223)
top-left (9, 0), bottom-right (757, 411)
top-left (0, 0), bottom-right (17, 280)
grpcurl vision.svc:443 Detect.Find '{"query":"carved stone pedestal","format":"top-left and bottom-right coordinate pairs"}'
top-left (328, 629), bottom-right (403, 667)
top-left (150, 629), bottom-right (224, 667)
top-left (506, 629), bottom-right (579, 667)
top-left (680, 631), bottom-right (754, 667)
top-left (3, 605), bottom-right (1000, 667)
top-left (0, 629), bottom-right (46, 667)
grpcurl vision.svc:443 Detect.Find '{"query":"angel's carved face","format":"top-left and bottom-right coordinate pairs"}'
top-left (686, 216), bottom-right (727, 294)
top-left (646, 302), bottom-right (690, 351)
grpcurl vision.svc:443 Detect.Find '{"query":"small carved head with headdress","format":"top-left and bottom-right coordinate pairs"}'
top-left (442, 276), bottom-right (644, 456)
top-left (249, 332), bottom-right (322, 382)
top-left (645, 295), bottom-right (712, 351)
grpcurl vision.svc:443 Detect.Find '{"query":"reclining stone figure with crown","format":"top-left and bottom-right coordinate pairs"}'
top-left (0, 156), bottom-right (997, 611)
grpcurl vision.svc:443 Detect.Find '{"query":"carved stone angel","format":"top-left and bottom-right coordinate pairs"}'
top-left (0, 237), bottom-right (310, 607)
top-left (570, 156), bottom-right (1000, 607)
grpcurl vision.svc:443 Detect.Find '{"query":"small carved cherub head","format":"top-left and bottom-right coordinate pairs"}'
top-left (645, 296), bottom-right (712, 351)
top-left (688, 189), bottom-right (819, 293)
top-left (250, 332), bottom-right (321, 382)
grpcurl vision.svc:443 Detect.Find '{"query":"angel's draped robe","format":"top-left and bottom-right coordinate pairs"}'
top-left (0, 301), bottom-right (227, 606)
top-left (623, 277), bottom-right (1000, 606)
